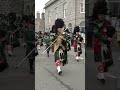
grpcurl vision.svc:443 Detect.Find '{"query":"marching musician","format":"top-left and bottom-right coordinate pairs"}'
top-left (64, 28), bottom-right (71, 51)
top-left (24, 21), bottom-right (35, 74)
top-left (7, 24), bottom-right (16, 56)
top-left (53, 19), bottom-right (69, 75)
top-left (44, 33), bottom-right (51, 57)
top-left (73, 26), bottom-right (83, 62)
top-left (50, 25), bottom-right (56, 52)
top-left (92, 10), bottom-right (115, 84)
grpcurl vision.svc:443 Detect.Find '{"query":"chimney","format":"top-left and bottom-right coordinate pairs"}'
top-left (41, 13), bottom-right (45, 20)
top-left (37, 11), bottom-right (40, 19)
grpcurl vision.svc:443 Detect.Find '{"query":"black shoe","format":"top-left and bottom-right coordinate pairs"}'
top-left (97, 78), bottom-right (106, 84)
top-left (58, 71), bottom-right (62, 75)
top-left (9, 54), bottom-right (11, 56)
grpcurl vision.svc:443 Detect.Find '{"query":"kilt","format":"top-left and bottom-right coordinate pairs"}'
top-left (74, 42), bottom-right (77, 52)
top-left (54, 49), bottom-right (64, 62)
top-left (74, 48), bottom-right (77, 52)
top-left (74, 44), bottom-right (82, 54)
top-left (94, 43), bottom-right (113, 72)
top-left (102, 46), bottom-right (113, 68)
top-left (54, 49), bottom-right (68, 66)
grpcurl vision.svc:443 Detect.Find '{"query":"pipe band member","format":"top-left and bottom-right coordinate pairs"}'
top-left (53, 19), bottom-right (68, 75)
top-left (73, 26), bottom-right (83, 62)
top-left (92, 9), bottom-right (115, 84)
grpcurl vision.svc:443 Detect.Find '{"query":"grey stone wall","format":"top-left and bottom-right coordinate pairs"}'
top-left (45, 0), bottom-right (85, 33)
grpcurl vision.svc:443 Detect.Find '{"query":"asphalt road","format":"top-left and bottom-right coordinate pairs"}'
top-left (0, 39), bottom-right (35, 90)
top-left (35, 45), bottom-right (85, 90)
top-left (86, 44), bottom-right (120, 90)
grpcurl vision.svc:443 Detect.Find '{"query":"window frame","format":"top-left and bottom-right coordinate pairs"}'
top-left (48, 11), bottom-right (51, 23)
top-left (80, 0), bottom-right (85, 13)
top-left (63, 2), bottom-right (67, 18)
top-left (55, 7), bottom-right (58, 19)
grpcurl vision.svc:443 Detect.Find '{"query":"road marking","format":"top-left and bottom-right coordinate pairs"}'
top-left (41, 66), bottom-right (73, 90)
top-left (105, 73), bottom-right (120, 79)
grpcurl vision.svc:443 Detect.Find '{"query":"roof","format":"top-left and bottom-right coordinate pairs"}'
top-left (44, 0), bottom-right (59, 9)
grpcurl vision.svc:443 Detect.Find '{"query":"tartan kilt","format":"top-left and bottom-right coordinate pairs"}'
top-left (74, 45), bottom-right (82, 54)
top-left (74, 48), bottom-right (77, 52)
top-left (74, 42), bottom-right (77, 52)
top-left (54, 49), bottom-right (68, 66)
top-left (94, 45), bottom-right (113, 68)
top-left (102, 47), bottom-right (113, 68)
top-left (54, 49), bottom-right (65, 62)
top-left (94, 52), bottom-right (102, 62)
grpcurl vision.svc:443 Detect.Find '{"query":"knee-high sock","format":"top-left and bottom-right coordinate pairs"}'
top-left (56, 60), bottom-right (61, 72)
top-left (8, 45), bottom-right (13, 55)
top-left (97, 63), bottom-right (105, 79)
top-left (37, 45), bottom-right (41, 49)
top-left (76, 52), bottom-right (79, 59)
top-left (97, 72), bottom-right (105, 79)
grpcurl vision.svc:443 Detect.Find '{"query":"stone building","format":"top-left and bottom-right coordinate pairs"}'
top-left (35, 12), bottom-right (45, 33)
top-left (0, 0), bottom-right (34, 17)
top-left (86, 0), bottom-right (120, 17)
top-left (0, 0), bottom-right (23, 16)
top-left (23, 0), bottom-right (35, 16)
top-left (86, 0), bottom-right (120, 29)
top-left (44, 0), bottom-right (85, 33)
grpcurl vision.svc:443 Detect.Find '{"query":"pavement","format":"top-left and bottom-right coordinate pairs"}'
top-left (1, 38), bottom-right (120, 90)
top-left (35, 44), bottom-right (85, 90)
top-left (0, 39), bottom-right (35, 90)
top-left (86, 41), bottom-right (120, 90)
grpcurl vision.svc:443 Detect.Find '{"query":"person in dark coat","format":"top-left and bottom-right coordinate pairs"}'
top-left (0, 29), bottom-right (9, 72)
top-left (24, 21), bottom-right (35, 74)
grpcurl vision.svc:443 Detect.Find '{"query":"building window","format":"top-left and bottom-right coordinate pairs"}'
top-left (26, 5), bottom-right (30, 15)
top-left (109, 1), bottom-right (120, 17)
top-left (63, 2), bottom-right (67, 18)
top-left (68, 23), bottom-right (72, 33)
top-left (79, 21), bottom-right (85, 33)
top-left (48, 11), bottom-right (51, 23)
top-left (80, 0), bottom-right (85, 13)
top-left (55, 7), bottom-right (58, 19)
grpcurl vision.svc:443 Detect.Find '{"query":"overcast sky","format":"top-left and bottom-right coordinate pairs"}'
top-left (35, 0), bottom-right (49, 18)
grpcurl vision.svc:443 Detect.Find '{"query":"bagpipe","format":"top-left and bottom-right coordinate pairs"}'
top-left (41, 29), bottom-right (70, 55)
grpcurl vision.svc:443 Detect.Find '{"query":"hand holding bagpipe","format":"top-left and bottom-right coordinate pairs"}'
top-left (41, 29), bottom-right (67, 55)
